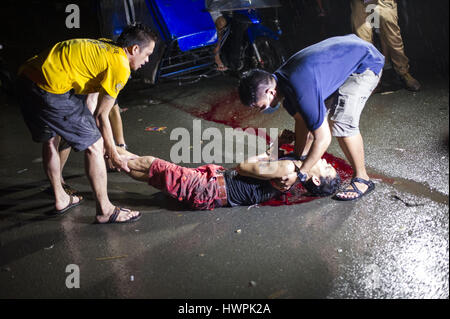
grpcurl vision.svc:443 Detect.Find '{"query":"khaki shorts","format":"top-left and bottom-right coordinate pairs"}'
top-left (328, 69), bottom-right (381, 137)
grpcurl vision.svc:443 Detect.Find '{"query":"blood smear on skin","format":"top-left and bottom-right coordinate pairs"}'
top-left (262, 145), bottom-right (354, 206)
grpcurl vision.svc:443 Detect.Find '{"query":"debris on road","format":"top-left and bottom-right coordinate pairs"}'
top-left (390, 194), bottom-right (425, 207)
top-left (145, 126), bottom-right (167, 132)
top-left (268, 289), bottom-right (288, 299)
top-left (96, 255), bottom-right (128, 261)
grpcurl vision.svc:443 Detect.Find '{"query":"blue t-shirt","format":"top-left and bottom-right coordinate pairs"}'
top-left (274, 34), bottom-right (385, 131)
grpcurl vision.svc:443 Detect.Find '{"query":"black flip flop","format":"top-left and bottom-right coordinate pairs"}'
top-left (54, 195), bottom-right (84, 215)
top-left (334, 177), bottom-right (375, 201)
top-left (95, 207), bottom-right (141, 224)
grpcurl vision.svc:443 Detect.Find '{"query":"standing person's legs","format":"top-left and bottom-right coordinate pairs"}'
top-left (58, 140), bottom-right (71, 178)
top-left (57, 137), bottom-right (75, 192)
top-left (84, 138), bottom-right (140, 223)
top-left (336, 134), bottom-right (370, 196)
top-left (43, 136), bottom-right (83, 211)
top-left (377, 0), bottom-right (408, 74)
top-left (329, 69), bottom-right (380, 199)
top-left (351, 0), bottom-right (374, 43)
top-left (57, 92), bottom-right (96, 187)
top-left (211, 13), bottom-right (228, 71)
top-left (16, 76), bottom-right (83, 212)
top-left (377, 0), bottom-right (420, 90)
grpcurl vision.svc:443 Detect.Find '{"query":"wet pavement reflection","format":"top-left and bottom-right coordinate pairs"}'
top-left (0, 74), bottom-right (448, 298)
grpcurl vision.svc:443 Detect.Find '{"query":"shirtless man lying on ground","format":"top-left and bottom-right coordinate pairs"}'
top-left (125, 150), bottom-right (341, 210)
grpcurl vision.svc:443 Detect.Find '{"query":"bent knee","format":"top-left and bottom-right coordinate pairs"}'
top-left (332, 123), bottom-right (360, 137)
top-left (85, 137), bottom-right (104, 156)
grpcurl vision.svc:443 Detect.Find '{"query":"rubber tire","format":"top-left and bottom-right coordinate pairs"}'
top-left (248, 36), bottom-right (286, 73)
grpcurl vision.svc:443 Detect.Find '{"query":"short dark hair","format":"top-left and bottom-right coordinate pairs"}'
top-left (303, 175), bottom-right (341, 197)
top-left (116, 23), bottom-right (158, 48)
top-left (238, 69), bottom-right (274, 106)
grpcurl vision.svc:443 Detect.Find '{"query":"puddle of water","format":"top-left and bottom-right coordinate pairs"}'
top-left (369, 169), bottom-right (449, 205)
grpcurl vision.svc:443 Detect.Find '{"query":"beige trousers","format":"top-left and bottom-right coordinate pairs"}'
top-left (351, 0), bottom-right (410, 75)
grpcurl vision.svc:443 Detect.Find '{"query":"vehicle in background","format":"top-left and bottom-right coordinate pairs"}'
top-left (97, 0), bottom-right (285, 84)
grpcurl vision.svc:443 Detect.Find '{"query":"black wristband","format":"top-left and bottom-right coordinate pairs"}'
top-left (116, 143), bottom-right (128, 150)
top-left (293, 162), bottom-right (308, 183)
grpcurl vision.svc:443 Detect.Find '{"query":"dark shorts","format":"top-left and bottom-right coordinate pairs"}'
top-left (148, 159), bottom-right (226, 210)
top-left (17, 76), bottom-right (102, 152)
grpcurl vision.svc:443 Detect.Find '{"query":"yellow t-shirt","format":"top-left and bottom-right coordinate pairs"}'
top-left (19, 38), bottom-right (130, 98)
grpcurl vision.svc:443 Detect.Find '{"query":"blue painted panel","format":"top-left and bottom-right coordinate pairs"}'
top-left (246, 24), bottom-right (279, 43)
top-left (153, 0), bottom-right (217, 51)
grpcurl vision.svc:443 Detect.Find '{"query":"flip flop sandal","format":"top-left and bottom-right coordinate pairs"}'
top-left (334, 177), bottom-right (375, 201)
top-left (95, 206), bottom-right (142, 224)
top-left (214, 63), bottom-right (228, 72)
top-left (54, 194), bottom-right (84, 215)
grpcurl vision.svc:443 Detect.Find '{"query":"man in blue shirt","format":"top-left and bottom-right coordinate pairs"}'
top-left (238, 34), bottom-right (385, 200)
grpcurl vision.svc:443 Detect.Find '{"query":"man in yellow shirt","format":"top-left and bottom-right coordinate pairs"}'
top-left (17, 24), bottom-right (157, 224)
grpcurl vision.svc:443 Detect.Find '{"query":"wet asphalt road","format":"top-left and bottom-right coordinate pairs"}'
top-left (0, 74), bottom-right (448, 299)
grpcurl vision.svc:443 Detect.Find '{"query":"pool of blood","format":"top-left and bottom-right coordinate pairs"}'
top-left (261, 144), bottom-right (354, 206)
top-left (188, 92), bottom-right (274, 144)
top-left (175, 91), bottom-right (354, 206)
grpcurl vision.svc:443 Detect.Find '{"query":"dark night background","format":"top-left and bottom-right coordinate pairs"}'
top-left (0, 0), bottom-right (448, 78)
top-left (0, 1), bottom-right (448, 301)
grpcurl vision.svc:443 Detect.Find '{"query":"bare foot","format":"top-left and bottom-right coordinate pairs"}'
top-left (214, 54), bottom-right (228, 71)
